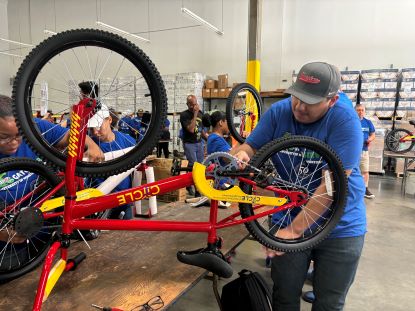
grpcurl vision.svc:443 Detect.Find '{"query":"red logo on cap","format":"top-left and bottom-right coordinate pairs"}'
top-left (299, 73), bottom-right (320, 84)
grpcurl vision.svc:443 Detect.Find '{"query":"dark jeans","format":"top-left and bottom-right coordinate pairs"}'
top-left (271, 235), bottom-right (365, 311)
top-left (157, 141), bottom-right (170, 158)
top-left (109, 204), bottom-right (133, 220)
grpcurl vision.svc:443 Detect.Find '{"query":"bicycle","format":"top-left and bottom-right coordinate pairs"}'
top-left (385, 120), bottom-right (415, 153)
top-left (5, 29), bottom-right (347, 310)
top-left (226, 83), bottom-right (262, 144)
top-left (0, 150), bottom-right (147, 283)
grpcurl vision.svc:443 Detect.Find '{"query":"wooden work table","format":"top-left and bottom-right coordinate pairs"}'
top-left (0, 201), bottom-right (247, 311)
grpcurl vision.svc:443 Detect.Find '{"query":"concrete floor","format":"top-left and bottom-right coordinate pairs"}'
top-left (168, 175), bottom-right (415, 311)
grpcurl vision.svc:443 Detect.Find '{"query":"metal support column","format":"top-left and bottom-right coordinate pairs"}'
top-left (246, 0), bottom-right (262, 91)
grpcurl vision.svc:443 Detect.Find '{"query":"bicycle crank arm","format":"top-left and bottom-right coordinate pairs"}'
top-left (40, 188), bottom-right (104, 212)
top-left (193, 163), bottom-right (287, 206)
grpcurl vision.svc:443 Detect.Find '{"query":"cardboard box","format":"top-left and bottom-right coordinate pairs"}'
top-left (232, 82), bottom-right (240, 88)
top-left (204, 79), bottom-right (218, 89)
top-left (218, 88), bottom-right (226, 98)
top-left (225, 87), bottom-right (233, 97)
top-left (202, 88), bottom-right (211, 98)
top-left (218, 74), bottom-right (228, 89)
top-left (210, 88), bottom-right (219, 98)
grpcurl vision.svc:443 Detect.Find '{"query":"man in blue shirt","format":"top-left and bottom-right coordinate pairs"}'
top-left (232, 62), bottom-right (366, 310)
top-left (355, 104), bottom-right (376, 199)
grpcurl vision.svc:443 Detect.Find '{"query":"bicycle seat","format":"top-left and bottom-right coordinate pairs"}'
top-left (177, 246), bottom-right (233, 278)
top-left (409, 120), bottom-right (415, 126)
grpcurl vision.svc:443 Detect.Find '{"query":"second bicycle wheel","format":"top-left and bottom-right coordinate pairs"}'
top-left (386, 128), bottom-right (415, 153)
top-left (0, 158), bottom-right (62, 283)
top-left (239, 136), bottom-right (347, 252)
top-left (226, 83), bottom-right (262, 144)
top-left (13, 29), bottom-right (167, 177)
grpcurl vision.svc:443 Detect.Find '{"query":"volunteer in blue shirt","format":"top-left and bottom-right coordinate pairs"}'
top-left (205, 111), bottom-right (231, 155)
top-left (232, 62), bottom-right (366, 311)
top-left (118, 110), bottom-right (135, 139)
top-left (88, 106), bottom-right (136, 219)
top-left (355, 104), bottom-right (376, 199)
top-left (0, 94), bottom-right (103, 243)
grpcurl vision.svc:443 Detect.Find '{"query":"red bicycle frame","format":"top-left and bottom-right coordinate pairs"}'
top-left (30, 99), bottom-right (302, 310)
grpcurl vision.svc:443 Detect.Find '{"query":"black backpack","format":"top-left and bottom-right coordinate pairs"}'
top-left (221, 269), bottom-right (272, 311)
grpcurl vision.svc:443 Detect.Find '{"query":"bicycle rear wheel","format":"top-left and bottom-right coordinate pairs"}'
top-left (239, 136), bottom-right (347, 252)
top-left (226, 83), bottom-right (262, 144)
top-left (386, 128), bottom-right (415, 153)
top-left (0, 158), bottom-right (62, 283)
top-left (13, 29), bottom-right (167, 177)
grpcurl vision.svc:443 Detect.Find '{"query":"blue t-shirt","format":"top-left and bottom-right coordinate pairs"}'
top-left (338, 91), bottom-right (354, 108)
top-left (91, 131), bottom-right (135, 192)
top-left (0, 119), bottom-right (68, 203)
top-left (207, 133), bottom-right (231, 155)
top-left (360, 117), bottom-right (375, 151)
top-left (118, 117), bottom-right (135, 138)
top-left (246, 97), bottom-right (366, 238)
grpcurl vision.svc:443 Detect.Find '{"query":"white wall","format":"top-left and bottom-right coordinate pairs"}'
top-left (0, 0), bottom-right (11, 95)
top-left (5, 0), bottom-right (415, 92)
top-left (278, 0), bottom-right (415, 89)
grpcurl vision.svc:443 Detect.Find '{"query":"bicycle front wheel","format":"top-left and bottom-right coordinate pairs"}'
top-left (239, 136), bottom-right (347, 252)
top-left (226, 83), bottom-right (262, 144)
top-left (386, 128), bottom-right (415, 153)
top-left (13, 29), bottom-right (167, 177)
top-left (0, 158), bottom-right (62, 283)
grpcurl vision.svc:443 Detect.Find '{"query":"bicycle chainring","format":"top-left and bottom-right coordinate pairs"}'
top-left (202, 152), bottom-right (239, 189)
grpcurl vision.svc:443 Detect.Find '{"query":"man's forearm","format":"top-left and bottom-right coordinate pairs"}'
top-left (230, 142), bottom-right (256, 158)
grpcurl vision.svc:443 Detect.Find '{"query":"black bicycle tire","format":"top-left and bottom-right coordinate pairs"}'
top-left (12, 29), bottom-right (167, 177)
top-left (386, 128), bottom-right (415, 153)
top-left (0, 157), bottom-right (62, 283)
top-left (226, 83), bottom-right (262, 144)
top-left (239, 136), bottom-right (348, 252)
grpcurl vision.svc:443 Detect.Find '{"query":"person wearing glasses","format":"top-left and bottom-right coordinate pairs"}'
top-left (0, 94), bottom-right (103, 243)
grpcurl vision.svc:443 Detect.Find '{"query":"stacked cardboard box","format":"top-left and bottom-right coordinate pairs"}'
top-left (162, 74), bottom-right (177, 114)
top-left (202, 74), bottom-right (232, 99)
top-left (398, 68), bottom-right (415, 119)
top-left (150, 158), bottom-right (187, 202)
top-left (340, 71), bottom-right (360, 107)
top-left (359, 69), bottom-right (399, 119)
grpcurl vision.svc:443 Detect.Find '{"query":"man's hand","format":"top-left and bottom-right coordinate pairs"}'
top-left (0, 229), bottom-right (27, 244)
top-left (264, 227), bottom-right (302, 257)
top-left (233, 150), bottom-right (251, 169)
top-left (193, 103), bottom-right (200, 115)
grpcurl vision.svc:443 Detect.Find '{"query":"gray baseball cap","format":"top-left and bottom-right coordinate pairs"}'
top-left (286, 62), bottom-right (341, 104)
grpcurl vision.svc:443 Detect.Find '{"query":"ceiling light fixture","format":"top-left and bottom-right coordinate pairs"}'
top-left (0, 38), bottom-right (34, 47)
top-left (44, 29), bottom-right (57, 35)
top-left (181, 7), bottom-right (224, 36)
top-left (96, 21), bottom-right (150, 43)
top-left (0, 51), bottom-right (24, 58)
